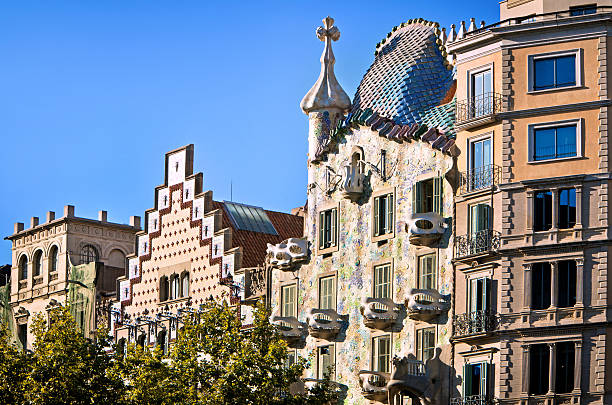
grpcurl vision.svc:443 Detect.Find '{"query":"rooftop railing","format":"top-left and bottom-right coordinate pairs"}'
top-left (459, 164), bottom-right (501, 194)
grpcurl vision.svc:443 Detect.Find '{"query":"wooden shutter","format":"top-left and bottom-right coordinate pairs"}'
top-left (484, 278), bottom-right (491, 312)
top-left (413, 182), bottom-right (422, 214)
top-left (374, 197), bottom-right (380, 236)
top-left (387, 194), bottom-right (394, 234)
top-left (463, 364), bottom-right (470, 397)
top-left (433, 177), bottom-right (443, 214)
top-left (481, 362), bottom-right (490, 397)
top-left (331, 208), bottom-right (337, 247)
top-left (319, 211), bottom-right (325, 249)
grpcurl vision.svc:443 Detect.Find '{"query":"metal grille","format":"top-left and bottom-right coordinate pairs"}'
top-left (459, 165), bottom-right (501, 194)
top-left (456, 92), bottom-right (503, 124)
top-left (450, 395), bottom-right (492, 405)
top-left (455, 230), bottom-right (501, 258)
top-left (453, 310), bottom-right (497, 336)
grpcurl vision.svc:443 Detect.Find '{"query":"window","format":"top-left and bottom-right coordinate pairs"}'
top-left (413, 177), bottom-right (443, 214)
top-left (372, 335), bottom-right (391, 373)
top-left (373, 264), bottom-right (391, 299)
top-left (469, 137), bottom-right (492, 191)
top-left (556, 342), bottom-right (575, 393)
top-left (570, 4), bottom-right (596, 16)
top-left (463, 362), bottom-right (489, 397)
top-left (285, 350), bottom-right (297, 369)
top-left (558, 261), bottom-right (577, 308)
top-left (317, 345), bottom-right (335, 379)
top-left (529, 344), bottom-right (550, 395)
top-left (80, 245), bottom-right (99, 264)
top-left (18, 255), bottom-right (28, 281)
top-left (532, 124), bottom-right (577, 161)
top-left (469, 277), bottom-right (490, 314)
top-left (534, 191), bottom-right (552, 231)
top-left (558, 188), bottom-right (577, 229)
top-left (319, 276), bottom-right (336, 310)
top-left (170, 275), bottom-right (180, 299)
top-left (470, 68), bottom-right (493, 117)
top-left (18, 324), bottom-right (27, 349)
top-left (318, 208), bottom-right (338, 251)
top-left (416, 328), bottom-right (435, 362)
top-left (49, 246), bottom-right (58, 273)
top-left (281, 284), bottom-right (296, 318)
top-left (160, 276), bottom-right (169, 302)
top-left (157, 330), bottom-right (167, 355)
top-left (533, 55), bottom-right (576, 91)
top-left (373, 193), bottom-right (394, 237)
top-left (469, 203), bottom-right (491, 236)
top-left (418, 254), bottom-right (436, 291)
top-left (181, 272), bottom-right (189, 298)
top-left (33, 250), bottom-right (42, 277)
top-left (532, 263), bottom-right (551, 310)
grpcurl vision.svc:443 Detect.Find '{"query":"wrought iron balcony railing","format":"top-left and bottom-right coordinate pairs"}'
top-left (455, 230), bottom-right (500, 258)
top-left (453, 310), bottom-right (497, 337)
top-left (459, 164), bottom-right (501, 194)
top-left (456, 92), bottom-right (503, 125)
top-left (451, 394), bottom-right (492, 405)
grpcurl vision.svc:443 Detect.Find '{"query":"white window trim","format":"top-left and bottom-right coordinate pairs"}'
top-left (466, 132), bottom-right (494, 172)
top-left (527, 119), bottom-right (583, 163)
top-left (527, 49), bottom-right (583, 93)
top-left (466, 63), bottom-right (494, 101)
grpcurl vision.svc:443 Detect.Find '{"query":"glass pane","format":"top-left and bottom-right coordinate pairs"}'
top-left (534, 127), bottom-right (556, 160)
top-left (472, 141), bottom-right (483, 170)
top-left (556, 125), bottom-right (577, 158)
top-left (534, 58), bottom-right (555, 90)
top-left (556, 55), bottom-right (576, 87)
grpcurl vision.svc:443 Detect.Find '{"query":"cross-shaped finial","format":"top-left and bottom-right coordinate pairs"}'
top-left (316, 16), bottom-right (340, 42)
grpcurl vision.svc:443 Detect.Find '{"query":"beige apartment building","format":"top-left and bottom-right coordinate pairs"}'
top-left (447, 1), bottom-right (612, 404)
top-left (4, 207), bottom-right (140, 349)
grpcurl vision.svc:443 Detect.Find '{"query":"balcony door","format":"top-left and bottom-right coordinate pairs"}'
top-left (470, 69), bottom-right (492, 117)
top-left (470, 137), bottom-right (492, 190)
top-left (463, 362), bottom-right (489, 398)
top-left (468, 277), bottom-right (491, 334)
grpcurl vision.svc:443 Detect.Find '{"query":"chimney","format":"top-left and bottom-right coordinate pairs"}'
top-left (130, 216), bottom-right (141, 229)
top-left (98, 210), bottom-right (108, 222)
top-left (14, 222), bottom-right (24, 234)
top-left (30, 217), bottom-right (39, 228)
top-left (46, 211), bottom-right (56, 223)
top-left (64, 205), bottom-right (75, 218)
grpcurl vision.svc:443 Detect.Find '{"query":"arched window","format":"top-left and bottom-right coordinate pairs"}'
top-left (108, 249), bottom-right (126, 270)
top-left (170, 275), bottom-right (180, 299)
top-left (160, 276), bottom-right (169, 302)
top-left (80, 245), bottom-right (99, 264)
top-left (49, 246), bottom-right (59, 273)
top-left (18, 255), bottom-right (28, 281)
top-left (181, 272), bottom-right (189, 298)
top-left (136, 334), bottom-right (146, 348)
top-left (156, 330), bottom-right (167, 354)
top-left (33, 250), bottom-right (43, 277)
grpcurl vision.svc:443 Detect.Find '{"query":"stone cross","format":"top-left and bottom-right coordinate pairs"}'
top-left (316, 16), bottom-right (340, 42)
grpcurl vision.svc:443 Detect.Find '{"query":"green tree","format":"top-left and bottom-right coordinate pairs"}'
top-left (0, 323), bottom-right (29, 404)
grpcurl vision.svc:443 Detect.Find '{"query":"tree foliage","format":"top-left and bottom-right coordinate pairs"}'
top-left (0, 302), bottom-right (339, 405)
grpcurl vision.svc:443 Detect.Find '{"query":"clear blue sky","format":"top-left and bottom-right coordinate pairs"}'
top-left (0, 1), bottom-right (499, 264)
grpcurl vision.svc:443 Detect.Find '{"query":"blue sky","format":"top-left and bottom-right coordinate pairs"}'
top-left (0, 1), bottom-right (499, 264)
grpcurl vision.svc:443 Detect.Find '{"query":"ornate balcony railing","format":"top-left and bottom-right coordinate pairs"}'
top-left (455, 92), bottom-right (503, 125)
top-left (455, 230), bottom-right (500, 258)
top-left (450, 394), bottom-right (492, 405)
top-left (453, 310), bottom-right (497, 337)
top-left (459, 164), bottom-right (501, 194)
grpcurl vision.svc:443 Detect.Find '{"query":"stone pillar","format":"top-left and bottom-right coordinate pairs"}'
top-left (551, 188), bottom-right (559, 231)
top-left (521, 345), bottom-right (530, 394)
top-left (573, 340), bottom-right (582, 393)
top-left (523, 263), bottom-right (532, 309)
top-left (575, 185), bottom-right (583, 228)
top-left (526, 191), bottom-right (535, 233)
top-left (575, 258), bottom-right (584, 307)
top-left (550, 261), bottom-right (558, 308)
top-left (548, 342), bottom-right (557, 394)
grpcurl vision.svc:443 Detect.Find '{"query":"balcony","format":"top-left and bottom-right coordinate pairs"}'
top-left (455, 230), bottom-right (501, 259)
top-left (270, 314), bottom-right (306, 345)
top-left (459, 165), bottom-right (501, 195)
top-left (358, 371), bottom-right (390, 403)
top-left (451, 394), bottom-right (493, 405)
top-left (407, 212), bottom-right (448, 247)
top-left (453, 310), bottom-right (497, 338)
top-left (266, 237), bottom-right (309, 271)
top-left (341, 161), bottom-right (365, 202)
top-left (306, 308), bottom-right (343, 340)
top-left (387, 356), bottom-right (430, 402)
top-left (455, 93), bottom-right (503, 130)
top-left (360, 297), bottom-right (400, 330)
top-left (406, 288), bottom-right (451, 322)
top-left (242, 267), bottom-right (267, 303)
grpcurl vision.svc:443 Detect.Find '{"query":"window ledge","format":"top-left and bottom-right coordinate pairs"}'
top-left (317, 245), bottom-right (339, 256)
top-left (157, 296), bottom-right (190, 306)
top-left (527, 155), bottom-right (585, 165)
top-left (372, 232), bottom-right (394, 243)
top-left (527, 85), bottom-right (585, 95)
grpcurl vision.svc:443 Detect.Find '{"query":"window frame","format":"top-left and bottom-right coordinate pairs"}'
top-left (558, 188), bottom-right (577, 229)
top-left (466, 64), bottom-right (494, 119)
top-left (531, 262), bottom-right (552, 310)
top-left (318, 274), bottom-right (336, 311)
top-left (372, 262), bottom-right (392, 300)
top-left (533, 190), bottom-right (553, 232)
top-left (372, 334), bottom-right (392, 374)
top-left (281, 283), bottom-right (297, 318)
top-left (416, 327), bottom-right (436, 363)
top-left (372, 187), bottom-right (395, 242)
top-left (413, 177), bottom-right (444, 215)
top-left (317, 344), bottom-right (336, 380)
top-left (528, 49), bottom-right (583, 93)
top-left (528, 120), bottom-right (582, 163)
top-left (317, 202), bottom-right (340, 255)
top-left (417, 253), bottom-right (437, 291)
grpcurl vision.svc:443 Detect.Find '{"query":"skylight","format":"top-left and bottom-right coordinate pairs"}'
top-left (223, 201), bottom-right (278, 235)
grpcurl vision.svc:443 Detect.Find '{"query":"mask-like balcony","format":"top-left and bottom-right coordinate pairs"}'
top-left (455, 230), bottom-right (501, 259)
top-left (270, 314), bottom-right (306, 345)
top-left (266, 238), bottom-right (309, 271)
top-left (459, 164), bottom-right (501, 195)
top-left (358, 371), bottom-right (390, 403)
top-left (406, 288), bottom-right (451, 322)
top-left (360, 297), bottom-right (400, 330)
top-left (407, 212), bottom-right (448, 247)
top-left (341, 162), bottom-right (365, 202)
top-left (452, 310), bottom-right (498, 338)
top-left (455, 92), bottom-right (503, 131)
top-left (387, 356), bottom-right (430, 404)
top-left (306, 308), bottom-right (343, 340)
